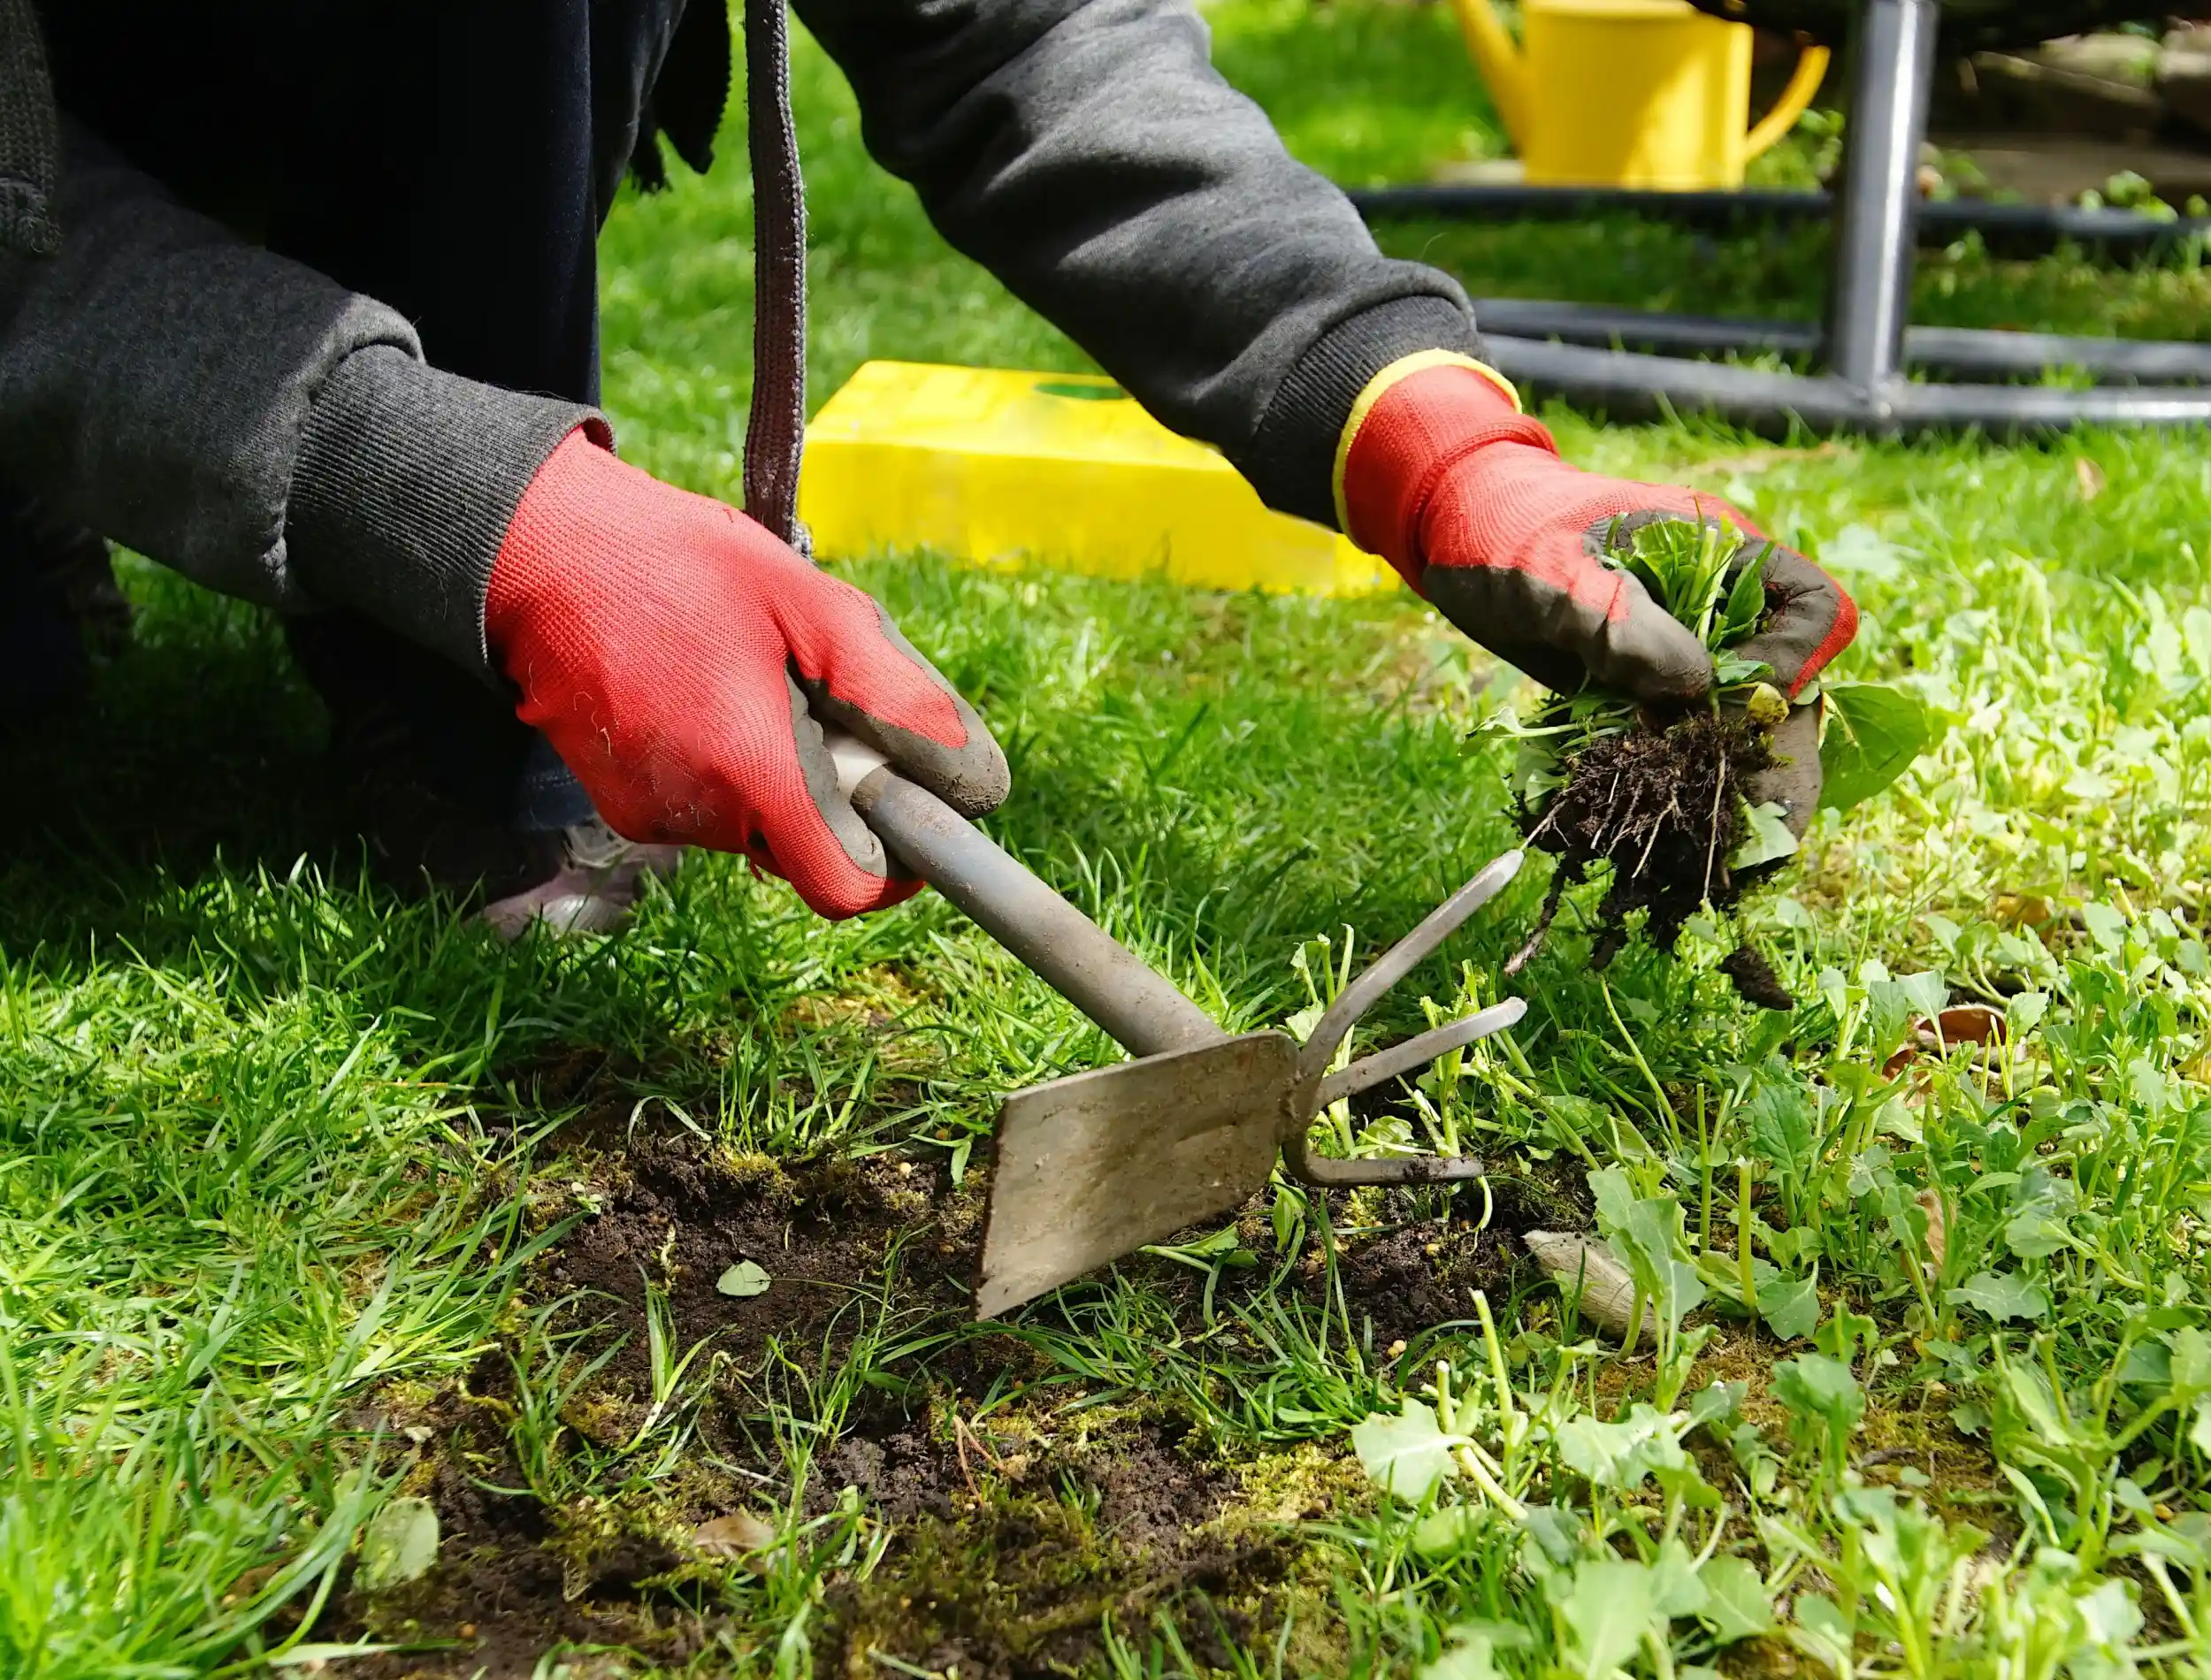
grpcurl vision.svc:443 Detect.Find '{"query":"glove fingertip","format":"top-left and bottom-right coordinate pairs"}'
top-left (1609, 603), bottom-right (1718, 706)
top-left (794, 867), bottom-right (924, 921)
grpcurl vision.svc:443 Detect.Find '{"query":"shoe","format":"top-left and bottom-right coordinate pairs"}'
top-left (481, 816), bottom-right (683, 940)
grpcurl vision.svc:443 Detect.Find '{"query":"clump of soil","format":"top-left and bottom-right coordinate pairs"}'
top-left (1510, 708), bottom-right (1794, 1010)
top-left (1718, 943), bottom-right (1796, 1012)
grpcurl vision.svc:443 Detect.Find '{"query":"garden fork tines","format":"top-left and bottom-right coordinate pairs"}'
top-left (1281, 849), bottom-right (1529, 1187)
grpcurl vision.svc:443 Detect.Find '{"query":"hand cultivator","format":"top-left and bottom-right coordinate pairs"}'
top-left (827, 735), bottom-right (1527, 1317)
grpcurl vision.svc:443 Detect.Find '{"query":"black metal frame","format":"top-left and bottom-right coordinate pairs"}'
top-left (1351, 0), bottom-right (2211, 433)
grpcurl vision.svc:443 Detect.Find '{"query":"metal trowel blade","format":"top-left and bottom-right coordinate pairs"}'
top-left (974, 1030), bottom-right (1297, 1319)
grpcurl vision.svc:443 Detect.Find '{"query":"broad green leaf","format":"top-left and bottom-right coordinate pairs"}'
top-left (1698, 1555), bottom-right (1775, 1642)
top-left (1741, 1060), bottom-right (1817, 1190)
top-left (1813, 1304), bottom-right (1877, 1366)
top-left (716, 1261), bottom-right (772, 1298)
top-left (1556, 1403), bottom-right (1690, 1490)
top-left (1411, 1506), bottom-right (1483, 1560)
top-left (1652, 1461), bottom-right (1723, 1510)
top-left (2001, 1364), bottom-right (2068, 1440)
top-left (1351, 1400), bottom-right (1461, 1505)
top-left (1649, 1539), bottom-right (1710, 1619)
top-left (1687, 1380), bottom-right (1744, 1431)
top-left (2077, 1579), bottom-right (2144, 1647)
top-left (2080, 902), bottom-right (2128, 951)
top-left (2192, 1395), bottom-right (2211, 1456)
top-left (1818, 683), bottom-right (1936, 812)
top-left (1730, 800), bottom-right (1801, 870)
top-left (1794, 1593), bottom-right (1856, 1663)
top-left (1713, 653), bottom-right (1774, 686)
top-left (1761, 1273), bottom-right (1820, 1341)
top-left (1420, 1629), bottom-right (1499, 1680)
top-left (1588, 1166), bottom-right (1638, 1233)
top-left (358, 1496), bottom-right (439, 1592)
top-left (1947, 1270), bottom-right (2051, 1324)
top-left (1588, 1172), bottom-right (1705, 1333)
top-left (2003, 1206), bottom-right (2072, 1260)
top-left (1772, 1354), bottom-right (1864, 1433)
top-left (1519, 1503), bottom-right (1585, 1569)
top-left (2171, 1327), bottom-right (2211, 1394)
top-left (2001, 1170), bottom-right (2077, 1261)
top-left (1561, 1557), bottom-right (1660, 1679)
top-left (2115, 1341), bottom-right (2171, 1385)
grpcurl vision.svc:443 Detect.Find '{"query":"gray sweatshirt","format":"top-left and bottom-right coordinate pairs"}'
top-left (0, 0), bottom-right (1485, 680)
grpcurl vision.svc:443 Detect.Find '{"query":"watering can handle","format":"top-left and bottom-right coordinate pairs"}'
top-left (1448, 0), bottom-right (1531, 149)
top-left (823, 732), bottom-right (1225, 1060)
top-left (1745, 44), bottom-right (1832, 163)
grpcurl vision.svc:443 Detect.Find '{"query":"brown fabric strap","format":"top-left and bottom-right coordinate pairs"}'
top-left (741, 0), bottom-right (809, 556)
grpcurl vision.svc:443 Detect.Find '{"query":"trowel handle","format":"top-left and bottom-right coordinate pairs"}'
top-left (826, 733), bottom-right (1222, 1060)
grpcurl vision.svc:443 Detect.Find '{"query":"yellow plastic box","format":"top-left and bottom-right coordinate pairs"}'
top-left (797, 360), bottom-right (1395, 598)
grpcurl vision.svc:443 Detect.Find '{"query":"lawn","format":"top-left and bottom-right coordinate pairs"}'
top-left (3, 4), bottom-right (2209, 1676)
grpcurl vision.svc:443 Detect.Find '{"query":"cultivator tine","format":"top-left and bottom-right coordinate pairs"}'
top-left (1292, 850), bottom-right (1524, 1087)
top-left (1314, 998), bottom-right (1526, 1109)
top-left (1281, 850), bottom-right (1527, 1190)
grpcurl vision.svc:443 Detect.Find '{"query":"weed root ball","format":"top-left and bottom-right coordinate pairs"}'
top-left (1511, 708), bottom-right (1795, 1009)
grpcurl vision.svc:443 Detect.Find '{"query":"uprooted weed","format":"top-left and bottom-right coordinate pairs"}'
top-left (1513, 708), bottom-right (1774, 974)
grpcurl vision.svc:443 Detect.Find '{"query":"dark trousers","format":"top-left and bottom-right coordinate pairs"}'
top-left (35, 0), bottom-right (612, 829)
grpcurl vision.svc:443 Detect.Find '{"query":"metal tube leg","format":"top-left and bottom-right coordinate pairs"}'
top-left (1825, 0), bottom-right (1943, 393)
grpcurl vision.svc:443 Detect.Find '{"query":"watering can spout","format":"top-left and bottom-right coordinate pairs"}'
top-left (1448, 0), bottom-right (1531, 150)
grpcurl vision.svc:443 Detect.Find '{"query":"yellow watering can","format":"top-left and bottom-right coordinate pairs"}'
top-left (1450, 0), bottom-right (1831, 192)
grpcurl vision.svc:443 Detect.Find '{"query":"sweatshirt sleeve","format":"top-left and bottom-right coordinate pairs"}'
top-left (792, 0), bottom-right (1487, 528)
top-left (0, 119), bottom-right (595, 676)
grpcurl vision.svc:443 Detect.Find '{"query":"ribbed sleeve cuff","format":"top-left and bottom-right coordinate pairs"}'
top-left (1244, 295), bottom-right (1488, 529)
top-left (287, 345), bottom-right (608, 679)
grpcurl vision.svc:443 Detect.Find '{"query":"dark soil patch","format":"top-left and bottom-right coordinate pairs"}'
top-left (323, 1128), bottom-right (1561, 1674)
top-left (333, 1443), bottom-right (706, 1679)
top-left (547, 1140), bottom-right (968, 1388)
top-left (819, 1409), bottom-right (1301, 1679)
top-left (1511, 709), bottom-right (1794, 1009)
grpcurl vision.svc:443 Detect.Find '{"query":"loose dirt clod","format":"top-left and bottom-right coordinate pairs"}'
top-left (1718, 943), bottom-right (1797, 1012)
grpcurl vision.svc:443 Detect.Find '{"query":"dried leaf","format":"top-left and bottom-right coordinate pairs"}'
top-left (1524, 1231), bottom-right (1657, 1341)
top-left (1932, 1004), bottom-right (2005, 1045)
top-left (692, 1511), bottom-right (777, 1573)
top-left (2076, 457), bottom-right (2107, 501)
top-left (1917, 1187), bottom-right (1947, 1274)
top-left (1881, 1004), bottom-right (2008, 1079)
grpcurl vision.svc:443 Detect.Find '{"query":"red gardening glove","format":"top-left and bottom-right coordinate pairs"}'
top-left (486, 430), bottom-right (1009, 919)
top-left (1339, 361), bottom-right (1856, 706)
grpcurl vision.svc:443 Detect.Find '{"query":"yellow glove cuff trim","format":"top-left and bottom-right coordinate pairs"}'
top-left (1330, 351), bottom-right (1524, 536)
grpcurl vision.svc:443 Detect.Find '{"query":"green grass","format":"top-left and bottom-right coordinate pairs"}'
top-left (4, 4), bottom-right (2211, 1675)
